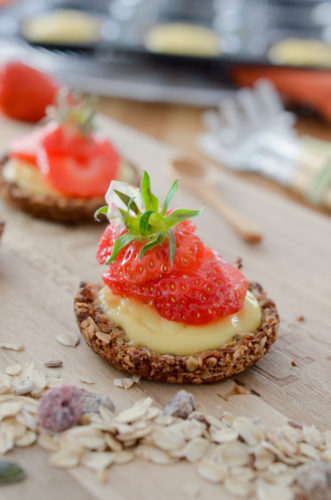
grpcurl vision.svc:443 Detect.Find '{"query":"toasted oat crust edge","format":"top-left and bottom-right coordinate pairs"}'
top-left (0, 155), bottom-right (139, 223)
top-left (74, 281), bottom-right (279, 384)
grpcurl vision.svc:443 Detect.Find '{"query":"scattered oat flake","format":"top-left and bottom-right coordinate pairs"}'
top-left (5, 364), bottom-right (22, 376)
top-left (183, 483), bottom-right (200, 498)
top-left (114, 376), bottom-right (139, 390)
top-left (79, 377), bottom-right (95, 385)
top-left (56, 333), bottom-right (79, 347)
top-left (0, 366), bottom-right (329, 499)
top-left (0, 343), bottom-right (24, 352)
top-left (96, 469), bottom-right (108, 483)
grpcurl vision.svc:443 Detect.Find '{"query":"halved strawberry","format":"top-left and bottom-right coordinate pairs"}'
top-left (9, 123), bottom-right (56, 165)
top-left (97, 220), bottom-right (204, 284)
top-left (37, 125), bottom-right (120, 198)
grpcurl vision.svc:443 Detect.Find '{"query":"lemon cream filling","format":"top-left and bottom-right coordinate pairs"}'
top-left (3, 158), bottom-right (136, 198)
top-left (3, 159), bottom-right (62, 197)
top-left (99, 286), bottom-right (262, 356)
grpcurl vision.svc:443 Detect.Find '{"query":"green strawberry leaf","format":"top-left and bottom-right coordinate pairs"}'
top-left (114, 190), bottom-right (140, 214)
top-left (97, 172), bottom-right (203, 264)
top-left (164, 207), bottom-right (203, 229)
top-left (139, 210), bottom-right (154, 234)
top-left (168, 229), bottom-right (176, 266)
top-left (94, 205), bottom-right (108, 221)
top-left (106, 233), bottom-right (136, 264)
top-left (139, 233), bottom-right (166, 259)
top-left (161, 179), bottom-right (178, 215)
top-left (141, 171), bottom-right (159, 211)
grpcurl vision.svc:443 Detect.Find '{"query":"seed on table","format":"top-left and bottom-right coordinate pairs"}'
top-left (44, 360), bottom-right (63, 368)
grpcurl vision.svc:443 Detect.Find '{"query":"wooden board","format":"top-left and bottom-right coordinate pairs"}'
top-left (0, 115), bottom-right (330, 500)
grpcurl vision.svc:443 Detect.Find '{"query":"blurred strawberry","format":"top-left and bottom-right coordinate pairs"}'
top-left (0, 61), bottom-right (59, 122)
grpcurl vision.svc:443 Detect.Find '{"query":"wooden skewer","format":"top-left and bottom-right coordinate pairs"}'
top-left (171, 156), bottom-right (263, 244)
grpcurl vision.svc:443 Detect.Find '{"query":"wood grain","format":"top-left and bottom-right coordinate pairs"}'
top-left (0, 115), bottom-right (330, 499)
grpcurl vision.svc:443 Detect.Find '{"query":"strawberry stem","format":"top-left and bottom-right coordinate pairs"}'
top-left (96, 171), bottom-right (203, 264)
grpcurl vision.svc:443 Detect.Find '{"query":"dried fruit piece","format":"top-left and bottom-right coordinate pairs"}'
top-left (164, 390), bottom-right (196, 419)
top-left (38, 386), bottom-right (83, 432)
top-left (81, 390), bottom-right (115, 415)
top-left (295, 461), bottom-right (331, 500)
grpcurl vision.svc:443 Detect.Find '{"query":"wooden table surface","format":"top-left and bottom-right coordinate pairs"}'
top-left (0, 110), bottom-right (330, 500)
top-left (97, 97), bottom-right (331, 216)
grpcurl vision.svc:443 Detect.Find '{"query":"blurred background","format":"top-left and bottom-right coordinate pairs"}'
top-left (1, 0), bottom-right (331, 213)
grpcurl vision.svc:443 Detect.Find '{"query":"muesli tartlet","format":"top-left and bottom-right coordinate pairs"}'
top-left (0, 92), bottom-right (138, 223)
top-left (74, 173), bottom-right (279, 383)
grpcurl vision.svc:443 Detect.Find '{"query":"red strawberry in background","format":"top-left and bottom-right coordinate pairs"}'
top-left (0, 61), bottom-right (59, 122)
top-left (7, 91), bottom-right (120, 198)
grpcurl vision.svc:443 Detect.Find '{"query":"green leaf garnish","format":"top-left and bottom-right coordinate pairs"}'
top-left (141, 171), bottom-right (159, 211)
top-left (161, 179), bottom-right (178, 215)
top-left (139, 210), bottom-right (154, 234)
top-left (94, 205), bottom-right (108, 221)
top-left (106, 233), bottom-right (136, 264)
top-left (164, 208), bottom-right (204, 228)
top-left (139, 233), bottom-right (166, 259)
top-left (46, 89), bottom-right (97, 137)
top-left (0, 460), bottom-right (25, 484)
top-left (98, 171), bottom-right (203, 265)
top-left (114, 190), bottom-right (140, 215)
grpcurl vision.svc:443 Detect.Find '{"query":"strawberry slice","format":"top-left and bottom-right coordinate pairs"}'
top-left (9, 123), bottom-right (56, 165)
top-left (153, 248), bottom-right (248, 324)
top-left (37, 126), bottom-right (120, 198)
top-left (97, 220), bottom-right (204, 284)
top-left (102, 245), bottom-right (248, 325)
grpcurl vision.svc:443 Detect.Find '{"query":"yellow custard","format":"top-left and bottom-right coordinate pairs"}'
top-left (3, 159), bottom-right (62, 197)
top-left (3, 158), bottom-right (136, 198)
top-left (99, 286), bottom-right (262, 356)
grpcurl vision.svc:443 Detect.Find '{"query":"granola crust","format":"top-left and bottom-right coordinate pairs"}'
top-left (0, 156), bottom-right (139, 224)
top-left (74, 282), bottom-right (279, 384)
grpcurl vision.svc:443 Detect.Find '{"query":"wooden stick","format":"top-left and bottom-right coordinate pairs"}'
top-left (179, 175), bottom-right (263, 244)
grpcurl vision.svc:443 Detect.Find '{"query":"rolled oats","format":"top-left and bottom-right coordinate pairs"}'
top-left (0, 365), bottom-right (329, 499)
top-left (6, 364), bottom-right (22, 376)
top-left (256, 480), bottom-right (294, 500)
top-left (56, 332), bottom-right (79, 348)
top-left (196, 460), bottom-right (228, 483)
top-left (0, 343), bottom-right (24, 352)
top-left (224, 476), bottom-right (253, 497)
top-left (81, 451), bottom-right (115, 471)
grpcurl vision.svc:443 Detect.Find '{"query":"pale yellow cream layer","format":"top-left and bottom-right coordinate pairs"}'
top-left (3, 159), bottom-right (62, 197)
top-left (3, 159), bottom-right (136, 198)
top-left (99, 286), bottom-right (262, 356)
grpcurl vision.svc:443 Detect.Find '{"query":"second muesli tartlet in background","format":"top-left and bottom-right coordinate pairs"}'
top-left (74, 173), bottom-right (279, 383)
top-left (0, 91), bottom-right (138, 223)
